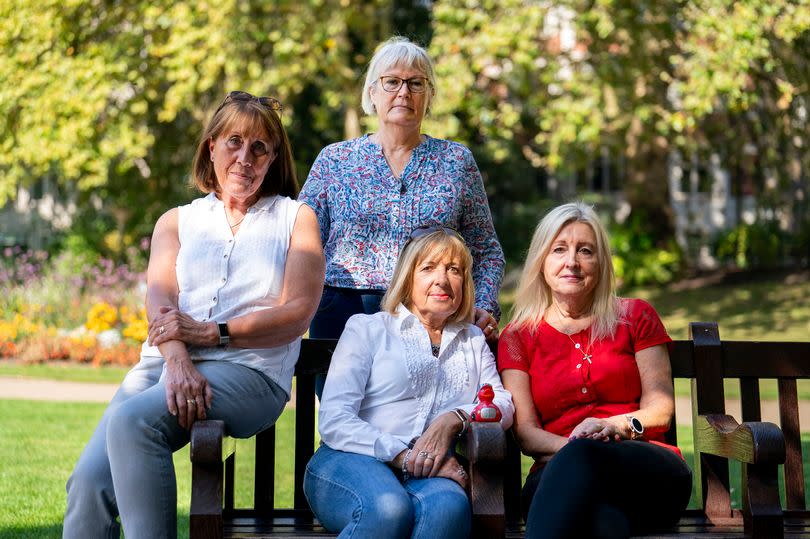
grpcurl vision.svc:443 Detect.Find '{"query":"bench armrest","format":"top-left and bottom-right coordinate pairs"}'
top-left (695, 414), bottom-right (785, 464)
top-left (457, 422), bottom-right (507, 539)
top-left (189, 420), bottom-right (236, 539)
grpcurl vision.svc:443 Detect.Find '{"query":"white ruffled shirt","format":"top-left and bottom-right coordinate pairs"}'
top-left (318, 304), bottom-right (514, 462)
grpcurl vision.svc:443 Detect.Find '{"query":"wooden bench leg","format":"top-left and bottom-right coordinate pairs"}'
top-left (743, 462), bottom-right (783, 539)
top-left (190, 420), bottom-right (235, 539)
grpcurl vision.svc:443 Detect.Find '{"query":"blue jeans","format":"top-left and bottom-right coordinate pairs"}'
top-left (63, 358), bottom-right (287, 539)
top-left (304, 445), bottom-right (471, 539)
top-left (310, 286), bottom-right (384, 398)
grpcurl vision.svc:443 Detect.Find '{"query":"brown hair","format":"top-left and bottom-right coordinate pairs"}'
top-left (191, 95), bottom-right (298, 198)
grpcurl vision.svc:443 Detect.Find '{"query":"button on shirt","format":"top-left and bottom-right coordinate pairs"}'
top-left (299, 135), bottom-right (505, 319)
top-left (319, 305), bottom-right (514, 462)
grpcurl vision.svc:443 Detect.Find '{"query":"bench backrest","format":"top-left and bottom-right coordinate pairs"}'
top-left (222, 338), bottom-right (336, 521)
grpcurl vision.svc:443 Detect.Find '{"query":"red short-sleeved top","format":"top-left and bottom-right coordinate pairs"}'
top-left (497, 298), bottom-right (679, 465)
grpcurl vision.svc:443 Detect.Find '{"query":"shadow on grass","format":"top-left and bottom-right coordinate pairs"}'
top-left (0, 525), bottom-right (63, 539)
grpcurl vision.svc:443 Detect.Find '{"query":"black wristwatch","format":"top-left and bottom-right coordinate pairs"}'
top-left (626, 415), bottom-right (644, 440)
top-left (217, 322), bottom-right (230, 347)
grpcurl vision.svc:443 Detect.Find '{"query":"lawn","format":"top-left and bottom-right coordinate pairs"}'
top-left (0, 399), bottom-right (301, 539)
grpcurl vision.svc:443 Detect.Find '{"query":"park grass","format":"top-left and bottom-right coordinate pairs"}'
top-left (0, 399), bottom-right (301, 539)
top-left (0, 361), bottom-right (129, 384)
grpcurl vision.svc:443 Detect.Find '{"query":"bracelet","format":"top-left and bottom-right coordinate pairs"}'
top-left (452, 408), bottom-right (469, 437)
top-left (401, 448), bottom-right (413, 480)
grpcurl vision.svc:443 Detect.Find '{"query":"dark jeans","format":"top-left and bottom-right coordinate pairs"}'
top-left (310, 285), bottom-right (384, 398)
top-left (522, 438), bottom-right (692, 539)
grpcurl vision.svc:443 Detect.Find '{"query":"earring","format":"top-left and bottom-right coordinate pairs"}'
top-left (211, 155), bottom-right (214, 162)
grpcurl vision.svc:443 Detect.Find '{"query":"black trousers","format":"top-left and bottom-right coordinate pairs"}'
top-left (522, 438), bottom-right (692, 539)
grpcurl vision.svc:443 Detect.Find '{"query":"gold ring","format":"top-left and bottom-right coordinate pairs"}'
top-left (160, 325), bottom-right (165, 334)
top-left (486, 324), bottom-right (495, 331)
top-left (417, 450), bottom-right (428, 458)
top-left (187, 399), bottom-right (196, 406)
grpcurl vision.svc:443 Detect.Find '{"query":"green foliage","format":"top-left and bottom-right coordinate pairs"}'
top-left (610, 212), bottom-right (682, 288)
top-left (713, 221), bottom-right (792, 270)
top-left (0, 0), bottom-right (808, 268)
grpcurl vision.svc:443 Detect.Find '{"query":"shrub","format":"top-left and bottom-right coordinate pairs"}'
top-left (713, 221), bottom-right (790, 270)
top-left (609, 213), bottom-right (683, 289)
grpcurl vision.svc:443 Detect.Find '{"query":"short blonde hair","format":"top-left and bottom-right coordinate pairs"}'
top-left (381, 229), bottom-right (474, 324)
top-left (191, 94), bottom-right (298, 198)
top-left (361, 36), bottom-right (436, 116)
top-left (510, 202), bottom-right (621, 341)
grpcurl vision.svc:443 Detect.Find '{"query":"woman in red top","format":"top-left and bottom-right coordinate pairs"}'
top-left (498, 202), bottom-right (691, 539)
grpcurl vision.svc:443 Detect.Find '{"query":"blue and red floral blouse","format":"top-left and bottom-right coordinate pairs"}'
top-left (299, 134), bottom-right (504, 318)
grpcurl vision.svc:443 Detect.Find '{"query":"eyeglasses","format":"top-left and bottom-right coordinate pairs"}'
top-left (402, 225), bottom-right (465, 252)
top-left (216, 91), bottom-right (283, 115)
top-left (378, 76), bottom-right (430, 94)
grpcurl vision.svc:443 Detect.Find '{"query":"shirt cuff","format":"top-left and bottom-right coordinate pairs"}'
top-left (373, 433), bottom-right (409, 462)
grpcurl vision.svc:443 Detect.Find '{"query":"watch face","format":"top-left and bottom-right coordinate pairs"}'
top-left (630, 416), bottom-right (644, 434)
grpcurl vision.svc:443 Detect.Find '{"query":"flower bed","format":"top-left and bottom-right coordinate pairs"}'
top-left (1, 246), bottom-right (147, 366)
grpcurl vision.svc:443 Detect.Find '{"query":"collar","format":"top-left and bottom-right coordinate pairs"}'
top-left (202, 192), bottom-right (278, 212)
top-left (393, 303), bottom-right (466, 343)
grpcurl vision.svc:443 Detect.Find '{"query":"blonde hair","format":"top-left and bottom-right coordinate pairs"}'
top-left (510, 202), bottom-right (621, 341)
top-left (361, 36), bottom-right (436, 116)
top-left (191, 95), bottom-right (298, 198)
top-left (381, 230), bottom-right (474, 325)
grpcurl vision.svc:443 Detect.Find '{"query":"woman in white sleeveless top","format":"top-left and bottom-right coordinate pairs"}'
top-left (64, 91), bottom-right (324, 539)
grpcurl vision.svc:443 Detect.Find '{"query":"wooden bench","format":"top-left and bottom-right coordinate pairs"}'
top-left (189, 323), bottom-right (810, 538)
top-left (188, 338), bottom-right (505, 538)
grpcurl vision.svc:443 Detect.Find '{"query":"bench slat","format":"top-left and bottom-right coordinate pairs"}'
top-left (778, 378), bottom-right (806, 510)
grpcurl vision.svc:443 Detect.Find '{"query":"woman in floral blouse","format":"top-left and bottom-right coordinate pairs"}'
top-left (299, 37), bottom-right (504, 387)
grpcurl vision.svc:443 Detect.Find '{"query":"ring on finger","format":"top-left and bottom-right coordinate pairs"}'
top-left (160, 325), bottom-right (165, 334)
top-left (425, 454), bottom-right (435, 460)
top-left (417, 450), bottom-right (428, 458)
top-left (486, 324), bottom-right (495, 331)
top-left (187, 399), bottom-right (196, 406)
top-left (457, 466), bottom-right (467, 477)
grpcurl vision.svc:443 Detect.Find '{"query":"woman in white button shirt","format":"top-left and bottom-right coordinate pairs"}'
top-left (304, 227), bottom-right (513, 539)
top-left (64, 91), bottom-right (325, 539)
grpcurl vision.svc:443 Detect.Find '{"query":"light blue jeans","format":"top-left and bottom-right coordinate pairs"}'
top-left (304, 445), bottom-right (471, 539)
top-left (63, 357), bottom-right (287, 539)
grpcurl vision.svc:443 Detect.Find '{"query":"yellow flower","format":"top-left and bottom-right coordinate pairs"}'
top-left (121, 306), bottom-right (148, 343)
top-left (86, 302), bottom-right (119, 333)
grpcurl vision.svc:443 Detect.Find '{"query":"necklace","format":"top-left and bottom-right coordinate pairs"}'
top-left (565, 333), bottom-right (593, 369)
top-left (430, 343), bottom-right (440, 357)
top-left (228, 215), bottom-right (245, 229)
top-left (551, 302), bottom-right (593, 368)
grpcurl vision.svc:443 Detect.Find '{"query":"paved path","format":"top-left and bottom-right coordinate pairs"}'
top-left (4, 375), bottom-right (810, 428)
top-left (0, 376), bottom-right (119, 402)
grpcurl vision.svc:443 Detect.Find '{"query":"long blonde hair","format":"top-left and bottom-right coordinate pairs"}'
top-left (510, 202), bottom-right (621, 341)
top-left (381, 229), bottom-right (475, 324)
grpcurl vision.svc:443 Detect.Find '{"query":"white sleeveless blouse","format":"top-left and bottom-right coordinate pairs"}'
top-left (140, 192), bottom-right (303, 398)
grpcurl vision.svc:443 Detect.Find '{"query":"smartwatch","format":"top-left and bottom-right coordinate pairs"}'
top-left (217, 322), bottom-right (230, 348)
top-left (626, 415), bottom-right (644, 440)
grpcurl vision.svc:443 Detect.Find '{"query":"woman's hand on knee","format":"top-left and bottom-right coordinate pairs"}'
top-left (569, 417), bottom-right (622, 442)
top-left (409, 414), bottom-right (459, 477)
top-left (435, 455), bottom-right (468, 490)
top-left (164, 356), bottom-right (213, 429)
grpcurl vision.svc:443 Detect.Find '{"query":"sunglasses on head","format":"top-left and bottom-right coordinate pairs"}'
top-left (216, 91), bottom-right (283, 115)
top-left (402, 225), bottom-right (465, 252)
